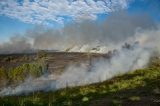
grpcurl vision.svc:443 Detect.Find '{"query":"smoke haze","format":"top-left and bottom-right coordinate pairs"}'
top-left (0, 41), bottom-right (151, 96)
top-left (0, 11), bottom-right (157, 53)
top-left (0, 10), bottom-right (160, 96)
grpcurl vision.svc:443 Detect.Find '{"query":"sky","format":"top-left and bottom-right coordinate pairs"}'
top-left (0, 0), bottom-right (160, 42)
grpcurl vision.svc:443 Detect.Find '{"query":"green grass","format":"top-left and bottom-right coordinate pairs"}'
top-left (0, 58), bottom-right (160, 106)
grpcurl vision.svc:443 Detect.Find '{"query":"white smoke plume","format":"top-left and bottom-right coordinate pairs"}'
top-left (0, 39), bottom-right (154, 96)
top-left (0, 11), bottom-right (157, 54)
top-left (28, 11), bottom-right (156, 53)
top-left (0, 10), bottom-right (160, 96)
top-left (56, 44), bottom-right (151, 88)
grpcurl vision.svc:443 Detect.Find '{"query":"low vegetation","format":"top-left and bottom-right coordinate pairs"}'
top-left (0, 57), bottom-right (160, 106)
top-left (0, 51), bottom-right (48, 88)
top-left (0, 61), bottom-right (46, 88)
top-left (8, 62), bottom-right (44, 83)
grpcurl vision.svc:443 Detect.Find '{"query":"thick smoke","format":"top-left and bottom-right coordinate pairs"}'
top-left (0, 11), bottom-right (157, 53)
top-left (0, 10), bottom-right (160, 96)
top-left (0, 41), bottom-right (151, 96)
top-left (56, 43), bottom-right (151, 88)
top-left (28, 11), bottom-right (156, 52)
top-left (0, 28), bottom-right (160, 96)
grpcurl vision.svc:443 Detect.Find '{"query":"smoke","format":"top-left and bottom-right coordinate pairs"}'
top-left (0, 11), bottom-right (157, 53)
top-left (1, 26), bottom-right (160, 96)
top-left (0, 36), bottom-right (33, 54)
top-left (56, 44), bottom-right (151, 88)
top-left (0, 9), bottom-right (160, 96)
top-left (28, 11), bottom-right (156, 52)
top-left (0, 41), bottom-right (152, 96)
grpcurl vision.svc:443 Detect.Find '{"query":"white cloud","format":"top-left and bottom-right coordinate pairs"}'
top-left (0, 0), bottom-right (132, 25)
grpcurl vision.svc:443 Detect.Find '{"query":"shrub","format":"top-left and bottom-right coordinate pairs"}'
top-left (8, 63), bottom-right (44, 83)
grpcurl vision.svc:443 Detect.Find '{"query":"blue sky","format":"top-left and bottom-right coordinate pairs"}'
top-left (0, 16), bottom-right (33, 41)
top-left (0, 0), bottom-right (160, 42)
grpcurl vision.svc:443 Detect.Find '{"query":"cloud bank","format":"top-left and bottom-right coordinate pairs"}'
top-left (0, 0), bottom-right (132, 25)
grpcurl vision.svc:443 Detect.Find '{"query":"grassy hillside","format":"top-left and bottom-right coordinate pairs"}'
top-left (0, 57), bottom-right (160, 106)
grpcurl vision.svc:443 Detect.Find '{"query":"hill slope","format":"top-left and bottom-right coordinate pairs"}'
top-left (0, 57), bottom-right (160, 106)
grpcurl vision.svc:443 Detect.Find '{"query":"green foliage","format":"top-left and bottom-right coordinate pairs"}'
top-left (8, 63), bottom-right (43, 83)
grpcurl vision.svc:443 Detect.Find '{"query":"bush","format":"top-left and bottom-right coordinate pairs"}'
top-left (8, 63), bottom-right (44, 83)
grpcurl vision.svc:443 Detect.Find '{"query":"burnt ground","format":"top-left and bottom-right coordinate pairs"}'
top-left (0, 52), bottom-right (107, 72)
top-left (45, 52), bottom-right (107, 74)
